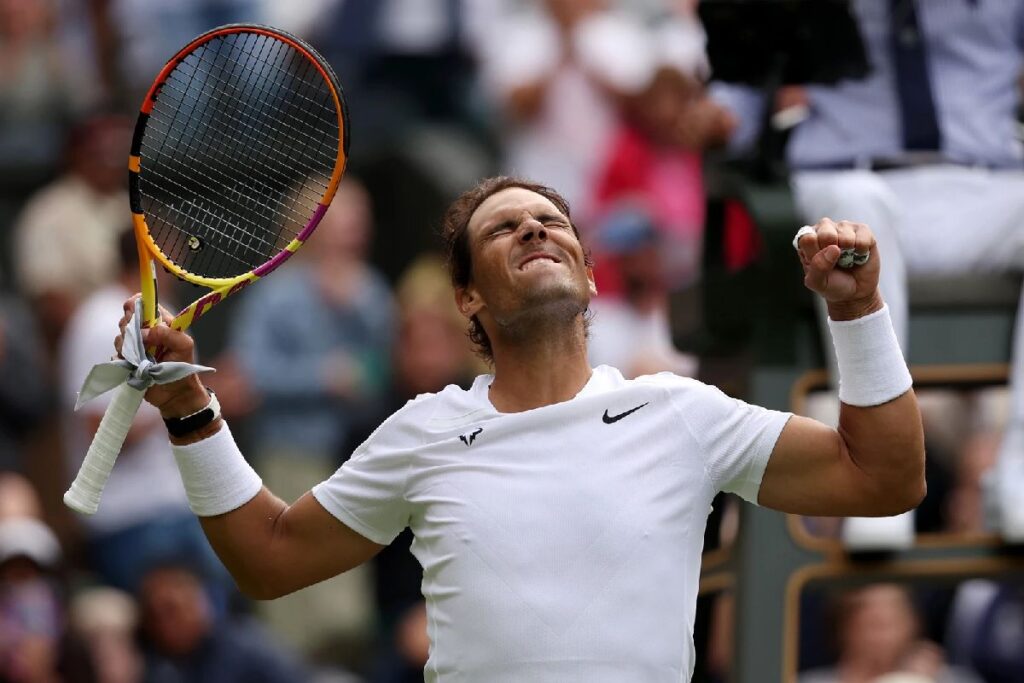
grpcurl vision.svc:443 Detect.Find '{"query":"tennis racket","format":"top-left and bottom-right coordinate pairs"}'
top-left (64, 24), bottom-right (349, 514)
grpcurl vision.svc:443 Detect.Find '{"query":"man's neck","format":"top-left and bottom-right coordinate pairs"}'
top-left (486, 323), bottom-right (592, 413)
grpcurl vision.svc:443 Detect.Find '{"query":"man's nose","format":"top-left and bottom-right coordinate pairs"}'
top-left (518, 218), bottom-right (547, 242)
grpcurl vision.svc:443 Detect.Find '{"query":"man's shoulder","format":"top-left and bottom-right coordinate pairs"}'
top-left (596, 368), bottom-right (730, 416)
top-left (363, 380), bottom-right (487, 446)
top-left (577, 366), bottom-right (714, 412)
top-left (407, 378), bottom-right (481, 411)
top-left (612, 368), bottom-right (706, 393)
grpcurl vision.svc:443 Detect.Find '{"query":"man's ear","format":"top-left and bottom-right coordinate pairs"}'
top-left (586, 266), bottom-right (597, 297)
top-left (455, 285), bottom-right (483, 320)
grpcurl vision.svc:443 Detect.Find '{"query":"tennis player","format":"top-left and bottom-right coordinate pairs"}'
top-left (118, 176), bottom-right (924, 682)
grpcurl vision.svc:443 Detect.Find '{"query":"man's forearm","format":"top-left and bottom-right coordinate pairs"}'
top-left (197, 488), bottom-right (294, 599)
top-left (829, 302), bottom-right (925, 512)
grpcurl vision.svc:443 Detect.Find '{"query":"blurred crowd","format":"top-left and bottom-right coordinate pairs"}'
top-left (0, 0), bottom-right (1022, 682)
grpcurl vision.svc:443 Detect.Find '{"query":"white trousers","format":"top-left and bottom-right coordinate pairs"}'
top-left (792, 165), bottom-right (1024, 463)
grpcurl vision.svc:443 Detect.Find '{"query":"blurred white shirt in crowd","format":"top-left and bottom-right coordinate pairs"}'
top-left (58, 284), bottom-right (191, 535)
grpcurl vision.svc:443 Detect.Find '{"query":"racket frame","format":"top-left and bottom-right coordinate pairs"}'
top-left (65, 24), bottom-right (349, 515)
top-left (129, 23), bottom-right (349, 329)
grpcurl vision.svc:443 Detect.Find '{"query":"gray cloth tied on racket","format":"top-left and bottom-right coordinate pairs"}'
top-left (75, 299), bottom-right (214, 410)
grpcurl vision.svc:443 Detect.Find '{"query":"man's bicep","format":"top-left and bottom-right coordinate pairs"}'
top-left (272, 492), bottom-right (386, 593)
top-left (756, 414), bottom-right (877, 516)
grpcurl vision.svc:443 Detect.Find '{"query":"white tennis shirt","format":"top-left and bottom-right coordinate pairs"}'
top-left (313, 365), bottom-right (791, 682)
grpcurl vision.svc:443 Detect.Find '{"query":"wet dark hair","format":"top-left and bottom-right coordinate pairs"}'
top-left (440, 176), bottom-right (592, 364)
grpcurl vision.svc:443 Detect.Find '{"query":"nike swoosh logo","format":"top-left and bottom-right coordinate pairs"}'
top-left (602, 402), bottom-right (649, 424)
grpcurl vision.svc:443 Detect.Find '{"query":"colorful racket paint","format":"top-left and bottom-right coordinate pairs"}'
top-left (64, 24), bottom-right (349, 514)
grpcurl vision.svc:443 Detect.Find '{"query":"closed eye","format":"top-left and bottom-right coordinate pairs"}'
top-left (538, 215), bottom-right (570, 228)
top-left (484, 221), bottom-right (515, 239)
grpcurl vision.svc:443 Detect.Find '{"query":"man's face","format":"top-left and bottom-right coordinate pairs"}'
top-left (456, 187), bottom-right (595, 331)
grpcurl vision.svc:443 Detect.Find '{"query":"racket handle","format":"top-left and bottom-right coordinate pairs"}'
top-left (64, 384), bottom-right (147, 515)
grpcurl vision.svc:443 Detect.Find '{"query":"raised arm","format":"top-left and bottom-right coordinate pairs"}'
top-left (757, 219), bottom-right (926, 517)
top-left (115, 300), bottom-right (383, 599)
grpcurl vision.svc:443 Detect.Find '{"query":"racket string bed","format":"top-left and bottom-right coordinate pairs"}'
top-left (184, 38), bottom-right (338, 154)
top-left (206, 29), bottom-right (299, 261)
top-left (206, 33), bottom-right (320, 258)
top-left (144, 36), bottom-right (323, 270)
top-left (192, 34), bottom-right (339, 128)
top-left (147, 109), bottom-right (330, 261)
top-left (147, 40), bottom-right (335, 210)
top-left (139, 150), bottom-right (307, 258)
top-left (139, 166), bottom-right (289, 272)
top-left (141, 112), bottom-right (323, 237)
top-left (141, 32), bottom-right (337, 278)
top-left (154, 39), bottom-right (337, 177)
top-left (143, 34), bottom-right (252, 274)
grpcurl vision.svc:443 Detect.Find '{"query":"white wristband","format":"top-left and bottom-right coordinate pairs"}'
top-left (828, 304), bottom-right (912, 407)
top-left (171, 422), bottom-right (262, 516)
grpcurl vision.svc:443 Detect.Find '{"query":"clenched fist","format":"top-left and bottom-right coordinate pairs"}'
top-left (794, 218), bottom-right (884, 321)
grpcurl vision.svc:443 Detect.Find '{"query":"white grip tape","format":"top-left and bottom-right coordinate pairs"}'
top-left (64, 383), bottom-right (146, 515)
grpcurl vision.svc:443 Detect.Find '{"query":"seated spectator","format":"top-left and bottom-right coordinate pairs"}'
top-left (12, 113), bottom-right (131, 351)
top-left (229, 177), bottom-right (395, 478)
top-left (58, 228), bottom-right (224, 596)
top-left (68, 587), bottom-right (143, 683)
top-left (137, 561), bottom-right (308, 683)
top-left (475, 0), bottom-right (642, 211)
top-left (105, 0), bottom-right (261, 106)
top-left (943, 430), bottom-right (1024, 683)
top-left (310, 0), bottom-right (480, 141)
top-left (300, 2), bottom-right (498, 275)
top-left (586, 206), bottom-right (697, 378)
top-left (800, 583), bottom-right (981, 683)
top-left (0, 514), bottom-right (94, 683)
top-left (589, 2), bottom-right (734, 294)
top-left (0, 0), bottom-right (76, 180)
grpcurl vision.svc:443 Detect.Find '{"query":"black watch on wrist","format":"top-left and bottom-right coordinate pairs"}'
top-left (163, 389), bottom-right (221, 437)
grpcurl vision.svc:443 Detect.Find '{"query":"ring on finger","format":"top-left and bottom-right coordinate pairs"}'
top-left (837, 248), bottom-right (871, 268)
top-left (792, 225), bottom-right (816, 251)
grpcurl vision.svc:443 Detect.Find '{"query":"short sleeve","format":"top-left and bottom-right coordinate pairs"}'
top-left (669, 379), bottom-right (791, 503)
top-left (312, 407), bottom-right (420, 545)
